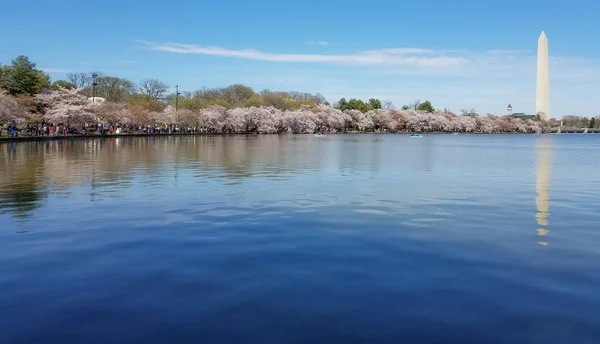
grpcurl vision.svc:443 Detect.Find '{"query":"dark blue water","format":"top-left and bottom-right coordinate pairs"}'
top-left (1, 134), bottom-right (600, 343)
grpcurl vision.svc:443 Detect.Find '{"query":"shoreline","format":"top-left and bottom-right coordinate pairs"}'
top-left (0, 132), bottom-right (235, 143)
top-left (1, 130), bottom-right (598, 143)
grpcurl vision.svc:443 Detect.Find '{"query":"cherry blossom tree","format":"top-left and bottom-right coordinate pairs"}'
top-left (280, 110), bottom-right (317, 133)
top-left (406, 111), bottom-right (431, 132)
top-left (322, 108), bottom-right (346, 133)
top-left (223, 107), bottom-right (247, 133)
top-left (129, 105), bottom-right (151, 125)
top-left (515, 119), bottom-right (529, 133)
top-left (36, 87), bottom-right (97, 126)
top-left (0, 92), bottom-right (27, 123)
top-left (370, 109), bottom-right (389, 131)
top-left (357, 111), bottom-right (374, 131)
top-left (255, 107), bottom-right (279, 134)
top-left (2, 87), bottom-right (558, 134)
top-left (199, 105), bottom-right (228, 132)
top-left (243, 106), bottom-right (279, 134)
top-left (450, 115), bottom-right (477, 132)
top-left (476, 116), bottom-right (496, 133)
top-left (525, 119), bottom-right (542, 133)
top-left (428, 112), bottom-right (451, 132)
top-left (177, 109), bottom-right (197, 129)
top-left (94, 101), bottom-right (132, 125)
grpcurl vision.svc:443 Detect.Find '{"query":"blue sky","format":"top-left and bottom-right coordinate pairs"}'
top-left (1, 0), bottom-right (599, 117)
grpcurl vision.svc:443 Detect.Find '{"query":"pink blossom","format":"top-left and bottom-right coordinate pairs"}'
top-left (0, 92), bottom-right (26, 123)
top-left (36, 88), bottom-right (98, 125)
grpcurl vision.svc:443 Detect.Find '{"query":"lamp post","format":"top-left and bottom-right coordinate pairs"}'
top-left (91, 73), bottom-right (98, 103)
top-left (175, 85), bottom-right (180, 129)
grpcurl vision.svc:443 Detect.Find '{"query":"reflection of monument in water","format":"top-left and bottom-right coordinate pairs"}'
top-left (535, 138), bottom-right (551, 246)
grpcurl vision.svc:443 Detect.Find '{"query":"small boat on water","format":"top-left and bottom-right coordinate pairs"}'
top-left (451, 132), bottom-right (459, 136)
top-left (410, 133), bottom-right (423, 138)
top-left (314, 133), bottom-right (326, 137)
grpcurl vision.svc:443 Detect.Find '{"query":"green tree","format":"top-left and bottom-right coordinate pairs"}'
top-left (335, 98), bottom-right (372, 112)
top-left (83, 75), bottom-right (135, 102)
top-left (368, 98), bottom-right (382, 110)
top-left (36, 70), bottom-right (51, 90)
top-left (4, 55), bottom-right (50, 95)
top-left (262, 91), bottom-right (288, 109)
top-left (590, 117), bottom-right (596, 129)
top-left (243, 94), bottom-right (264, 107)
top-left (222, 84), bottom-right (255, 106)
top-left (51, 80), bottom-right (76, 90)
top-left (128, 93), bottom-right (167, 112)
top-left (0, 65), bottom-right (10, 90)
top-left (335, 98), bottom-right (348, 110)
top-left (347, 98), bottom-right (367, 112)
top-left (194, 87), bottom-right (225, 103)
top-left (401, 105), bottom-right (411, 110)
top-left (417, 100), bottom-right (435, 113)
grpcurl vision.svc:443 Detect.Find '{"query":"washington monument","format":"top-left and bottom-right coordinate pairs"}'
top-left (536, 31), bottom-right (550, 120)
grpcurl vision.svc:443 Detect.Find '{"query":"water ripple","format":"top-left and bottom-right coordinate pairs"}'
top-left (1, 135), bottom-right (600, 343)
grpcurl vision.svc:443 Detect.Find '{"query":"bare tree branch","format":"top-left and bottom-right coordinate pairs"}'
top-left (138, 79), bottom-right (169, 100)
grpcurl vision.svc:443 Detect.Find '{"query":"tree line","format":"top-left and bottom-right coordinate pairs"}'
top-left (22, 87), bottom-right (555, 134)
top-left (1, 54), bottom-right (599, 133)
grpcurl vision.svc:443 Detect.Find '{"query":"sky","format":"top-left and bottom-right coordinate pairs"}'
top-left (1, 0), bottom-right (599, 117)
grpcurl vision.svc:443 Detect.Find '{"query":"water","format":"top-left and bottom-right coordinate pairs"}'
top-left (1, 134), bottom-right (600, 343)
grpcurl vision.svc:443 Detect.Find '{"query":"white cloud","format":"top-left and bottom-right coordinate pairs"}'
top-left (275, 50), bottom-right (600, 116)
top-left (139, 40), bottom-right (600, 81)
top-left (137, 40), bottom-right (600, 117)
top-left (304, 41), bottom-right (329, 46)
top-left (138, 40), bottom-right (469, 67)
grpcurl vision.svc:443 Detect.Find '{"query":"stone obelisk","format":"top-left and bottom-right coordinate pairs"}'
top-left (536, 31), bottom-right (550, 120)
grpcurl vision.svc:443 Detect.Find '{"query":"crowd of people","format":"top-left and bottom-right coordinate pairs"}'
top-left (0, 123), bottom-right (234, 138)
top-left (0, 125), bottom-right (20, 138)
top-left (1, 124), bottom-right (85, 137)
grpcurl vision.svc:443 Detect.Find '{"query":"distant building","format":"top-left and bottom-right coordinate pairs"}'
top-left (88, 97), bottom-right (106, 104)
top-left (507, 104), bottom-right (536, 119)
top-left (512, 113), bottom-right (536, 119)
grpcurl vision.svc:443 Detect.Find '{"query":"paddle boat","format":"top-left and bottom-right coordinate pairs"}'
top-left (410, 133), bottom-right (423, 138)
top-left (314, 133), bottom-right (326, 137)
top-left (451, 132), bottom-right (459, 136)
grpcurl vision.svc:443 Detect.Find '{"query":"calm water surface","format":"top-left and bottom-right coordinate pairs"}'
top-left (1, 134), bottom-right (600, 343)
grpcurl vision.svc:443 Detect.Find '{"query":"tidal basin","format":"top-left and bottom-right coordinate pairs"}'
top-left (1, 134), bottom-right (600, 343)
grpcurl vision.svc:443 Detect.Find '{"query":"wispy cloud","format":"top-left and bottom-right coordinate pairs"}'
top-left (138, 40), bottom-right (469, 67)
top-left (136, 40), bottom-right (600, 116)
top-left (304, 41), bottom-right (329, 46)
